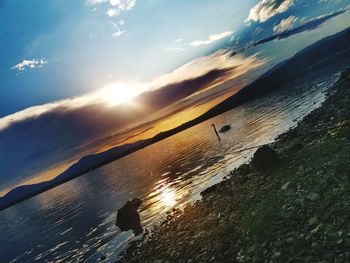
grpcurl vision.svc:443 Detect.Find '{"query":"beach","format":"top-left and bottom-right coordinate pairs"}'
top-left (119, 69), bottom-right (350, 262)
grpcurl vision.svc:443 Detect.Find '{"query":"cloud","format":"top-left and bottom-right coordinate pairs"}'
top-left (87, 0), bottom-right (134, 7)
top-left (150, 51), bottom-right (265, 91)
top-left (250, 8), bottom-right (347, 47)
top-left (111, 22), bottom-right (127, 38)
top-left (0, 51), bottom-right (267, 190)
top-left (1, 51), bottom-right (265, 132)
top-left (110, 0), bottom-right (135, 8)
top-left (88, 0), bottom-right (136, 17)
top-left (164, 38), bottom-right (186, 52)
top-left (12, 58), bottom-right (47, 71)
top-left (164, 47), bottom-right (186, 52)
top-left (245, 0), bottom-right (294, 23)
top-left (87, 0), bottom-right (135, 37)
top-left (107, 8), bottom-right (118, 17)
top-left (190, 31), bottom-right (233, 47)
top-left (273, 15), bottom-right (298, 33)
top-left (87, 0), bottom-right (106, 4)
top-left (112, 29), bottom-right (127, 38)
top-left (106, 0), bottom-right (135, 17)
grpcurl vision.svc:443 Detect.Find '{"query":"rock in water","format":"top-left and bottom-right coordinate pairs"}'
top-left (251, 145), bottom-right (279, 171)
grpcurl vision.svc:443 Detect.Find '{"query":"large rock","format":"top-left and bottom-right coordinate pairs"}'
top-left (200, 184), bottom-right (217, 197)
top-left (236, 163), bottom-right (251, 176)
top-left (251, 145), bottom-right (279, 171)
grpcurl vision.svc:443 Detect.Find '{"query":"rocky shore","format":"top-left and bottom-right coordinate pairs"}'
top-left (118, 69), bottom-right (350, 263)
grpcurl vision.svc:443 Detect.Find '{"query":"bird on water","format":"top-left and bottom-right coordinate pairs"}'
top-left (211, 124), bottom-right (232, 141)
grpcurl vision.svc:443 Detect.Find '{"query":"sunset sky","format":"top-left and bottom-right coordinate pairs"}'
top-left (1, 0), bottom-right (349, 194)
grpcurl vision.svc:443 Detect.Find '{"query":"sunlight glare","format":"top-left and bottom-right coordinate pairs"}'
top-left (99, 82), bottom-right (145, 106)
top-left (160, 188), bottom-right (176, 208)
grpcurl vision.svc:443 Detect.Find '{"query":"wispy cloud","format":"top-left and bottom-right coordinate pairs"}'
top-left (87, 0), bottom-right (106, 4)
top-left (245, 0), bottom-right (295, 23)
top-left (12, 58), bottom-right (47, 71)
top-left (107, 8), bottom-right (118, 17)
top-left (111, 21), bottom-right (127, 38)
top-left (106, 0), bottom-right (135, 17)
top-left (249, 8), bottom-right (348, 48)
top-left (164, 47), bottom-right (186, 52)
top-left (273, 15), bottom-right (298, 33)
top-left (164, 38), bottom-right (186, 52)
top-left (87, 0), bottom-right (135, 37)
top-left (150, 50), bottom-right (266, 90)
top-left (88, 0), bottom-right (136, 17)
top-left (190, 31), bottom-right (233, 47)
top-left (112, 29), bottom-right (127, 38)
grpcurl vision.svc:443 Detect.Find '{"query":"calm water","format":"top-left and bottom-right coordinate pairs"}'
top-left (0, 67), bottom-right (343, 262)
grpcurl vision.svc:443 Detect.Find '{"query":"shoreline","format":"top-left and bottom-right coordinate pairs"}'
top-left (3, 27), bottom-right (349, 211)
top-left (118, 69), bottom-right (350, 262)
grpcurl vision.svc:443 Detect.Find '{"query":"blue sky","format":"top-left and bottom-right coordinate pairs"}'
top-left (1, 0), bottom-right (349, 115)
top-left (0, 0), bottom-right (248, 115)
top-left (0, 0), bottom-right (349, 193)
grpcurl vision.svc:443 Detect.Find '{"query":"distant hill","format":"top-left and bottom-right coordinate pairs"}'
top-left (1, 27), bottom-right (349, 211)
top-left (0, 140), bottom-right (145, 210)
top-left (196, 26), bottom-right (350, 121)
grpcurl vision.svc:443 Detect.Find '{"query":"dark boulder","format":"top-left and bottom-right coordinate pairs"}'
top-left (236, 163), bottom-right (251, 176)
top-left (200, 184), bottom-right (217, 197)
top-left (251, 145), bottom-right (279, 171)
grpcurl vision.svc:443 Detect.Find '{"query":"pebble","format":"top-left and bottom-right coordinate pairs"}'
top-left (275, 240), bottom-right (283, 248)
top-left (307, 192), bottom-right (320, 201)
top-left (286, 237), bottom-right (294, 243)
top-left (308, 216), bottom-right (318, 226)
top-left (271, 251), bottom-right (281, 259)
top-left (281, 181), bottom-right (291, 190)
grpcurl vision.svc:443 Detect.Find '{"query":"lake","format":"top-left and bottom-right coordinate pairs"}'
top-left (0, 65), bottom-right (344, 263)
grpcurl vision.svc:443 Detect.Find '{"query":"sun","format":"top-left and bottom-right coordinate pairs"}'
top-left (98, 82), bottom-right (145, 106)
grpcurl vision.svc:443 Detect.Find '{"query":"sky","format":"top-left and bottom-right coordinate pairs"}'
top-left (0, 0), bottom-right (349, 195)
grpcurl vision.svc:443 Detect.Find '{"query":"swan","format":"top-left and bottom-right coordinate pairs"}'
top-left (211, 124), bottom-right (221, 141)
top-left (211, 124), bottom-right (232, 141)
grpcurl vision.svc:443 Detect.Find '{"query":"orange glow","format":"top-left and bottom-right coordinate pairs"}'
top-left (0, 51), bottom-right (270, 196)
top-left (118, 90), bottom-right (237, 146)
top-left (0, 88), bottom-right (236, 197)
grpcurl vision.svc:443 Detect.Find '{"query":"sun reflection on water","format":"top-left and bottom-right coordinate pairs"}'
top-left (160, 188), bottom-right (176, 208)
